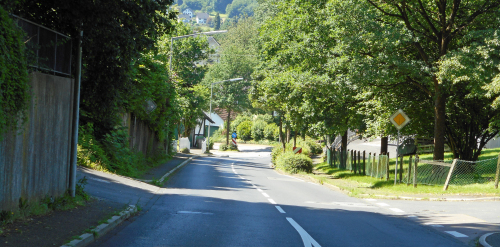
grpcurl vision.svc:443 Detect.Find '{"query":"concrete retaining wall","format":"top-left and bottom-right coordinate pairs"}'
top-left (0, 72), bottom-right (74, 211)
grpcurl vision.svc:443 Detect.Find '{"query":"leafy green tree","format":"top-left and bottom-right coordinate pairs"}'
top-left (214, 12), bottom-right (221, 30)
top-left (251, 120), bottom-right (266, 140)
top-left (329, 0), bottom-right (500, 160)
top-left (226, 0), bottom-right (257, 18)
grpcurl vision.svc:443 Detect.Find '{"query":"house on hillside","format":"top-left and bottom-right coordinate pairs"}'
top-left (182, 8), bottom-right (194, 18)
top-left (177, 13), bottom-right (191, 23)
top-left (196, 13), bottom-right (209, 24)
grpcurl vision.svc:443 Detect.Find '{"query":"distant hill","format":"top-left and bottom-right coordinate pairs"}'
top-left (176, 0), bottom-right (257, 16)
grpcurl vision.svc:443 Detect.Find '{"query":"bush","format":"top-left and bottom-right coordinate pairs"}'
top-left (237, 120), bottom-right (252, 141)
top-left (231, 115), bottom-right (252, 133)
top-left (181, 148), bottom-right (190, 153)
top-left (271, 144), bottom-right (283, 164)
top-left (305, 140), bottom-right (322, 154)
top-left (255, 114), bottom-right (274, 124)
top-left (264, 123), bottom-right (279, 141)
top-left (251, 120), bottom-right (267, 141)
top-left (275, 152), bottom-right (313, 174)
top-left (219, 143), bottom-right (238, 151)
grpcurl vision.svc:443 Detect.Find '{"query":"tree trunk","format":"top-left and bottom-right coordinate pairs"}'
top-left (341, 130), bottom-right (348, 169)
top-left (279, 115), bottom-right (285, 151)
top-left (293, 127), bottom-right (297, 147)
top-left (380, 136), bottom-right (388, 154)
top-left (433, 93), bottom-right (446, 160)
top-left (286, 125), bottom-right (291, 143)
top-left (226, 108), bottom-right (231, 145)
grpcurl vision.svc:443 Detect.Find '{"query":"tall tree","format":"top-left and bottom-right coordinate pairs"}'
top-left (214, 12), bottom-right (221, 30)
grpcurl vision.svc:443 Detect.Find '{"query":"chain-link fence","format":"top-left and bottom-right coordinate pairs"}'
top-left (400, 155), bottom-right (500, 189)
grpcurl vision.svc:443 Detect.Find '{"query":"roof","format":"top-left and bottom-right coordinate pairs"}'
top-left (178, 14), bottom-right (191, 20)
top-left (214, 108), bottom-right (237, 122)
top-left (196, 13), bottom-right (209, 19)
top-left (183, 8), bottom-right (193, 12)
top-left (202, 111), bottom-right (215, 124)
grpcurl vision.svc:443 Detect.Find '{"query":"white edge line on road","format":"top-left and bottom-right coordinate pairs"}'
top-left (445, 231), bottom-right (468, 238)
top-left (268, 199), bottom-right (277, 204)
top-left (389, 208), bottom-right (405, 213)
top-left (257, 188), bottom-right (263, 192)
top-left (375, 203), bottom-right (390, 207)
top-left (262, 193), bottom-right (270, 198)
top-left (286, 217), bottom-right (321, 247)
top-left (275, 206), bottom-right (286, 213)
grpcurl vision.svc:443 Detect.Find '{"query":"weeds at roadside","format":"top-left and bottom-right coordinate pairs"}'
top-left (0, 177), bottom-right (91, 228)
top-left (150, 177), bottom-right (163, 187)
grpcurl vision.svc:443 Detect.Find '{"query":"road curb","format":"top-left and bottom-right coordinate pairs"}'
top-left (479, 232), bottom-right (500, 247)
top-left (136, 156), bottom-right (197, 183)
top-left (61, 205), bottom-right (138, 247)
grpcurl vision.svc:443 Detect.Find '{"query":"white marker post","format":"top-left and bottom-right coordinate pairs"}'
top-left (390, 109), bottom-right (410, 185)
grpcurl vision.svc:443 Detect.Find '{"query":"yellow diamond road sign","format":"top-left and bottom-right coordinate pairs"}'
top-left (390, 109), bottom-right (410, 130)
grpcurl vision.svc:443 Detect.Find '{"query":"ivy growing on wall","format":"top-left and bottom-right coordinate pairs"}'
top-left (0, 5), bottom-right (30, 140)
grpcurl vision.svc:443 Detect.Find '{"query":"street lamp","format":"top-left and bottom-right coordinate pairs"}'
top-left (169, 30), bottom-right (228, 71)
top-left (206, 78), bottom-right (244, 152)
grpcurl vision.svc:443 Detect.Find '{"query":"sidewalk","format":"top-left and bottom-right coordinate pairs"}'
top-left (0, 153), bottom-right (197, 247)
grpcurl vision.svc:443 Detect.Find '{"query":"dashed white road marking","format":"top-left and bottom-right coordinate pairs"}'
top-left (445, 231), bottom-right (468, 238)
top-left (257, 188), bottom-right (263, 192)
top-left (389, 208), bottom-right (405, 213)
top-left (268, 199), bottom-right (277, 204)
top-left (262, 193), bottom-right (270, 198)
top-left (375, 203), bottom-right (390, 207)
top-left (407, 215), bottom-right (418, 218)
top-left (286, 217), bottom-right (321, 247)
top-left (275, 206), bottom-right (286, 213)
top-left (177, 211), bottom-right (213, 215)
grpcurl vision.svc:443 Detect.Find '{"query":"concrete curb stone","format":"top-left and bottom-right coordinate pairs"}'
top-left (60, 205), bottom-right (137, 247)
top-left (480, 232), bottom-right (500, 247)
top-left (135, 156), bottom-right (197, 183)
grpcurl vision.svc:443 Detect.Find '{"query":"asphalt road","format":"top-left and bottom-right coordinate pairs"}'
top-left (86, 145), bottom-right (480, 247)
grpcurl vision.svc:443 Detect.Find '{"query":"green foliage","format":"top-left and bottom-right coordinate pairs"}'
top-left (275, 152), bottom-right (313, 174)
top-left (219, 143), bottom-right (238, 151)
top-left (251, 120), bottom-right (266, 141)
top-left (304, 140), bottom-right (322, 155)
top-left (77, 123), bottom-right (168, 177)
top-left (264, 123), bottom-right (279, 141)
top-left (231, 114), bottom-right (252, 132)
top-left (226, 0), bottom-right (257, 18)
top-left (0, 5), bottom-right (30, 140)
top-left (181, 147), bottom-right (190, 154)
top-left (214, 12), bottom-right (221, 30)
top-left (237, 120), bottom-right (252, 141)
top-left (16, 0), bottom-right (177, 139)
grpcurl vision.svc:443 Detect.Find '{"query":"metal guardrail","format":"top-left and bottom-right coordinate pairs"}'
top-left (12, 15), bottom-right (72, 76)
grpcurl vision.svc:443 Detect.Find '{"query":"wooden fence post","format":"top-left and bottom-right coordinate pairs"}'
top-left (443, 159), bottom-right (458, 191)
top-left (357, 151), bottom-right (361, 174)
top-left (386, 152), bottom-right (390, 181)
top-left (399, 154), bottom-right (403, 183)
top-left (495, 153), bottom-right (500, 189)
top-left (351, 150), bottom-right (356, 174)
top-left (363, 151), bottom-right (366, 175)
top-left (414, 154), bottom-right (418, 188)
top-left (407, 155), bottom-right (412, 186)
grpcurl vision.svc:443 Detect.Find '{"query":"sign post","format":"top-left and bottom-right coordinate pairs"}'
top-left (231, 132), bottom-right (237, 146)
top-left (390, 109), bottom-right (410, 185)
